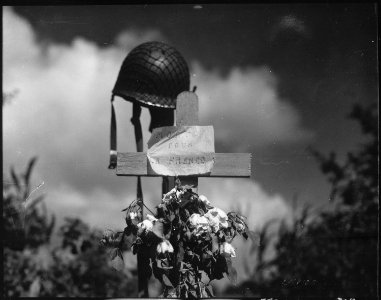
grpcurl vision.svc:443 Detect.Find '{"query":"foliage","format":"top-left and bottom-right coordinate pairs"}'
top-left (3, 157), bottom-right (54, 251)
top-left (101, 180), bottom-right (252, 298)
top-left (233, 103), bottom-right (378, 297)
top-left (3, 158), bottom-right (137, 297)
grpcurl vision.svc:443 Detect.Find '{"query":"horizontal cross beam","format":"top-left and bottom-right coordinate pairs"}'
top-left (117, 152), bottom-right (251, 177)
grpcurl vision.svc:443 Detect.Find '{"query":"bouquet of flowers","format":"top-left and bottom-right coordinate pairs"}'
top-left (101, 182), bottom-right (249, 298)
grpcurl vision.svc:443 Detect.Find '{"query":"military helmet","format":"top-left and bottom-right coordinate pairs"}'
top-left (112, 41), bottom-right (190, 109)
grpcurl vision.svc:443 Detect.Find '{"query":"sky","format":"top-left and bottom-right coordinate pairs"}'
top-left (2, 4), bottom-right (378, 290)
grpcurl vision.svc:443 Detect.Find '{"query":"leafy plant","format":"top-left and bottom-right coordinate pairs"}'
top-left (234, 103), bottom-right (378, 297)
top-left (3, 157), bottom-right (54, 251)
top-left (3, 158), bottom-right (137, 298)
top-left (101, 180), bottom-right (251, 298)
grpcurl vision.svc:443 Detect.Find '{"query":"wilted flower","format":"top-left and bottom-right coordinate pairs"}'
top-left (199, 195), bottom-right (211, 206)
top-left (125, 210), bottom-right (140, 226)
top-left (188, 213), bottom-right (210, 236)
top-left (205, 207), bottom-right (229, 232)
top-left (207, 217), bottom-right (219, 233)
top-left (236, 222), bottom-right (245, 232)
top-left (137, 219), bottom-right (153, 232)
top-left (129, 212), bottom-right (138, 220)
top-left (189, 213), bottom-right (207, 227)
top-left (157, 239), bottom-right (174, 254)
top-left (228, 213), bottom-right (246, 233)
top-left (146, 214), bottom-right (158, 223)
top-left (235, 216), bottom-right (246, 233)
top-left (176, 189), bottom-right (185, 201)
top-left (162, 187), bottom-right (177, 203)
top-left (219, 242), bottom-right (236, 258)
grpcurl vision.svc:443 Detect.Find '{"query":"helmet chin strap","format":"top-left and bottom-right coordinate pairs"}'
top-left (108, 95), bottom-right (117, 169)
top-left (108, 97), bottom-right (143, 201)
top-left (108, 96), bottom-right (178, 205)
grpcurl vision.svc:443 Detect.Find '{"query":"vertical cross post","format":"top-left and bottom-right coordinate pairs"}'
top-left (162, 92), bottom-right (199, 194)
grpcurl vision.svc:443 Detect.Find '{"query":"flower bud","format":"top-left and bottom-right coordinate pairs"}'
top-left (219, 242), bottom-right (236, 258)
top-left (188, 213), bottom-right (210, 236)
top-left (199, 195), bottom-right (211, 205)
top-left (129, 211), bottom-right (138, 220)
top-left (205, 207), bottom-right (229, 232)
top-left (189, 213), bottom-right (208, 226)
top-left (162, 187), bottom-right (177, 203)
top-left (137, 219), bottom-right (153, 232)
top-left (157, 239), bottom-right (174, 254)
top-left (146, 214), bottom-right (158, 223)
top-left (236, 222), bottom-right (245, 232)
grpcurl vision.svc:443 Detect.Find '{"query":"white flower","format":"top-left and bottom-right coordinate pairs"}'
top-left (205, 207), bottom-right (229, 232)
top-left (137, 219), bottom-right (153, 231)
top-left (162, 187), bottom-right (179, 203)
top-left (146, 214), bottom-right (158, 223)
top-left (157, 239), bottom-right (174, 254)
top-left (236, 222), bottom-right (245, 232)
top-left (188, 213), bottom-right (210, 236)
top-left (205, 216), bottom-right (217, 232)
top-left (129, 212), bottom-right (138, 220)
top-left (189, 213), bottom-right (208, 227)
top-left (219, 242), bottom-right (236, 258)
top-left (199, 195), bottom-right (211, 206)
top-left (176, 189), bottom-right (184, 199)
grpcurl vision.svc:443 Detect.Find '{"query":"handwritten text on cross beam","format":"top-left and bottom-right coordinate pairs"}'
top-left (147, 126), bottom-right (215, 176)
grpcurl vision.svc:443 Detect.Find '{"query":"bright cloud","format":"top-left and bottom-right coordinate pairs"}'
top-left (3, 6), bottom-right (295, 290)
top-left (192, 63), bottom-right (313, 152)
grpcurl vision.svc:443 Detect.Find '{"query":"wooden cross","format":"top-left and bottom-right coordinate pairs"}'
top-left (117, 91), bottom-right (251, 190)
top-left (115, 91), bottom-right (251, 297)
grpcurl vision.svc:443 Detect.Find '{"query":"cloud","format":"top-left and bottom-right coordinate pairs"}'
top-left (3, 6), bottom-right (293, 289)
top-left (278, 15), bottom-right (309, 35)
top-left (3, 7), bottom-right (158, 197)
top-left (269, 14), bottom-right (311, 42)
top-left (191, 63), bottom-right (313, 152)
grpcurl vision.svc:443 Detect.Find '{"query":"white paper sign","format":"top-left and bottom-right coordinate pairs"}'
top-left (147, 126), bottom-right (215, 176)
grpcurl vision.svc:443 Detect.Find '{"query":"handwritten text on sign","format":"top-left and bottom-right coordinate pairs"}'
top-left (147, 126), bottom-right (215, 176)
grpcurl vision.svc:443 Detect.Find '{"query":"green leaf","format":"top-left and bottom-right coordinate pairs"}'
top-left (226, 257), bottom-right (237, 285)
top-left (24, 194), bottom-right (44, 211)
top-left (152, 220), bottom-right (165, 239)
top-left (189, 290), bottom-right (197, 298)
top-left (145, 231), bottom-right (162, 246)
top-left (10, 166), bottom-right (20, 192)
top-left (210, 255), bottom-right (227, 280)
top-left (177, 244), bottom-right (184, 261)
top-left (109, 248), bottom-right (118, 260)
top-left (162, 274), bottom-right (173, 287)
top-left (206, 285), bottom-right (214, 297)
top-left (248, 230), bottom-right (260, 246)
top-left (24, 157), bottom-right (37, 185)
top-left (157, 258), bottom-right (173, 270)
top-left (110, 249), bottom-right (124, 271)
top-left (28, 276), bottom-right (41, 297)
top-left (200, 286), bottom-right (209, 298)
